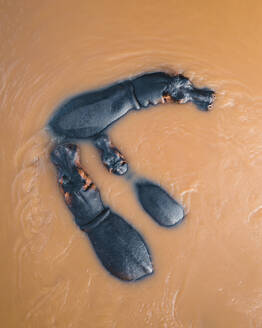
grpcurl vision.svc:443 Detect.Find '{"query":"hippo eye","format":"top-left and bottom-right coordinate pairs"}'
top-left (62, 175), bottom-right (70, 184)
top-left (53, 149), bottom-right (60, 157)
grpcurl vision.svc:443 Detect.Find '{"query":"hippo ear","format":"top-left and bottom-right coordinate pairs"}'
top-left (134, 179), bottom-right (185, 227)
top-left (85, 211), bottom-right (154, 281)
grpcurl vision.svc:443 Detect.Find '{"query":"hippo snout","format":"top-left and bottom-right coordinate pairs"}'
top-left (190, 87), bottom-right (215, 111)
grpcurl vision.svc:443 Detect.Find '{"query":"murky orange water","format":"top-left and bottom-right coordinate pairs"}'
top-left (1, 1), bottom-right (262, 327)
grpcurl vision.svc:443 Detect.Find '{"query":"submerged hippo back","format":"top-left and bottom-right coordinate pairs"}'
top-left (48, 81), bottom-right (139, 139)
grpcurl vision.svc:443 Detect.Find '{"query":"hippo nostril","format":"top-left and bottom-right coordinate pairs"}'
top-left (67, 144), bottom-right (75, 150)
top-left (113, 161), bottom-right (128, 176)
top-left (62, 175), bottom-right (69, 184)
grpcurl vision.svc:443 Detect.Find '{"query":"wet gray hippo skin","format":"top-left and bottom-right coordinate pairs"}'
top-left (49, 71), bottom-right (214, 139)
top-left (50, 144), bottom-right (153, 282)
top-left (48, 72), bottom-right (215, 176)
top-left (48, 72), bottom-right (214, 280)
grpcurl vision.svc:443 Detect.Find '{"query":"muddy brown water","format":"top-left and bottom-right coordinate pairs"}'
top-left (1, 1), bottom-right (262, 327)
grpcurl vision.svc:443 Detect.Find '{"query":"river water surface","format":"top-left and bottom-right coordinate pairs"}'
top-left (1, 1), bottom-right (262, 327)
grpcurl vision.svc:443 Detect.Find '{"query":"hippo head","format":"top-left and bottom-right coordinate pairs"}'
top-left (168, 74), bottom-right (215, 111)
top-left (50, 143), bottom-right (84, 191)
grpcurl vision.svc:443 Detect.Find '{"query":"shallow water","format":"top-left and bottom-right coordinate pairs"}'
top-left (1, 1), bottom-right (262, 327)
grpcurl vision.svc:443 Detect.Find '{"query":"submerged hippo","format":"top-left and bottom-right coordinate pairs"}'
top-left (51, 143), bottom-right (153, 281)
top-left (48, 71), bottom-right (215, 175)
top-left (47, 71), bottom-right (215, 280)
